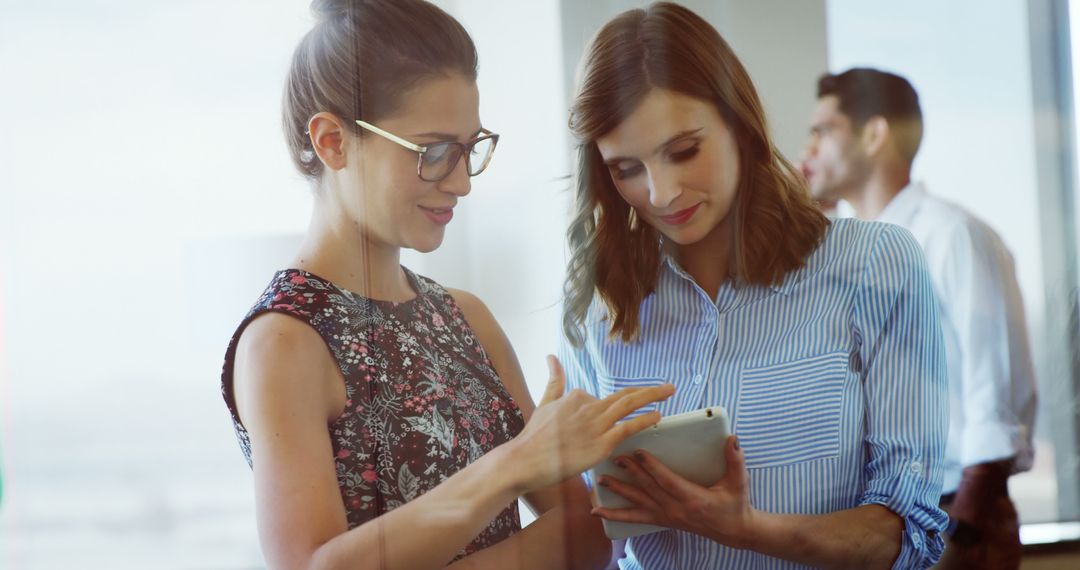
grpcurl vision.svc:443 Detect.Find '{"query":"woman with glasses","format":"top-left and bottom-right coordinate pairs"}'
top-left (219, 1), bottom-right (673, 568)
top-left (559, 3), bottom-right (949, 569)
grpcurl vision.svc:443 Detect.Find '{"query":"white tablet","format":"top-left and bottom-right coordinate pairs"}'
top-left (588, 406), bottom-right (730, 540)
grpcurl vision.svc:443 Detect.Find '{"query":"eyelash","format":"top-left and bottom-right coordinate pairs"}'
top-left (612, 143), bottom-right (701, 180)
top-left (670, 144), bottom-right (699, 162)
top-left (613, 164), bottom-right (644, 180)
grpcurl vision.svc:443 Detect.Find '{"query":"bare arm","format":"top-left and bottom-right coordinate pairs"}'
top-left (234, 313), bottom-right (670, 570)
top-left (745, 505), bottom-right (901, 569)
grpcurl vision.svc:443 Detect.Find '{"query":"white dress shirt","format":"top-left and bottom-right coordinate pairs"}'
top-left (876, 181), bottom-right (1038, 493)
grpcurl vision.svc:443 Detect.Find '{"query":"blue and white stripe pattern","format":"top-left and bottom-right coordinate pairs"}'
top-left (560, 218), bottom-right (949, 569)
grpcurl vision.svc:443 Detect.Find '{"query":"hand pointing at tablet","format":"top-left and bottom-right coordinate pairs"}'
top-left (501, 356), bottom-right (676, 494)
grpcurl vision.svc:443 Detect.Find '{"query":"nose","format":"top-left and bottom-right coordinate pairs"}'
top-left (646, 167), bottom-right (681, 209)
top-left (436, 154), bottom-right (471, 197)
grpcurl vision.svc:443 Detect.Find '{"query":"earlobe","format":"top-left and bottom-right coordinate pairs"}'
top-left (308, 112), bottom-right (349, 171)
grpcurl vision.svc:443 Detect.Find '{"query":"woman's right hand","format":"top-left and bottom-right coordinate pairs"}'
top-left (506, 355), bottom-right (676, 493)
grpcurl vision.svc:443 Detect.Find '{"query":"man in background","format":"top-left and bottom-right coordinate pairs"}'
top-left (801, 68), bottom-right (1038, 569)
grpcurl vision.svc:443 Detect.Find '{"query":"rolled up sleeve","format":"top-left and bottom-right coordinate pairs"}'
top-left (854, 224), bottom-right (950, 569)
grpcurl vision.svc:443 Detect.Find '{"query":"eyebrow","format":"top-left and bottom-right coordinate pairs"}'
top-left (602, 128), bottom-right (704, 166)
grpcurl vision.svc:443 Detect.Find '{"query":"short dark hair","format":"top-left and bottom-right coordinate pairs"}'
top-left (817, 68), bottom-right (924, 163)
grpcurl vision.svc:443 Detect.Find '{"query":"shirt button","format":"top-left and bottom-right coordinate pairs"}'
top-left (693, 374), bottom-right (703, 384)
top-left (912, 533), bottom-right (921, 546)
top-left (910, 461), bottom-right (923, 476)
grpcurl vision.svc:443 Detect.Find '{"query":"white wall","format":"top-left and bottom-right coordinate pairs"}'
top-left (0, 2), bottom-right (313, 567)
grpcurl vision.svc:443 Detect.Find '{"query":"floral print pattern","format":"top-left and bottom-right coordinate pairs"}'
top-left (222, 268), bottom-right (526, 557)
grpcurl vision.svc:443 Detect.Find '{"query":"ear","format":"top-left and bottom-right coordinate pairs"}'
top-left (860, 116), bottom-right (891, 157)
top-left (308, 112), bottom-right (350, 171)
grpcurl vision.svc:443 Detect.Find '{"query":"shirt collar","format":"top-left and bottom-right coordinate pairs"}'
top-left (876, 180), bottom-right (926, 227)
top-left (659, 240), bottom-right (791, 295)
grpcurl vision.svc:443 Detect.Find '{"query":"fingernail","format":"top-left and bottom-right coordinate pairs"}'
top-left (633, 451), bottom-right (646, 462)
top-left (598, 478), bottom-right (609, 487)
top-left (591, 509), bottom-right (601, 517)
top-left (546, 355), bottom-right (555, 374)
top-left (734, 437), bottom-right (740, 451)
top-left (615, 458), bottom-right (628, 469)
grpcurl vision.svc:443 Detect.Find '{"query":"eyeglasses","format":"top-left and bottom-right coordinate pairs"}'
top-left (354, 119), bottom-right (499, 182)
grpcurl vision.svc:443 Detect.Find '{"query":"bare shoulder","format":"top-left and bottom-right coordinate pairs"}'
top-left (233, 312), bottom-right (344, 430)
top-left (446, 288), bottom-right (497, 335)
top-left (446, 288), bottom-right (508, 364)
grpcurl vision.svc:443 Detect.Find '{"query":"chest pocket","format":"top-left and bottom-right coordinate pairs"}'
top-left (735, 351), bottom-right (850, 468)
top-left (597, 374), bottom-right (666, 421)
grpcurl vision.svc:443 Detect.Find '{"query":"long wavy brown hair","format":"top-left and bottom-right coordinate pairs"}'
top-left (563, 2), bottom-right (829, 346)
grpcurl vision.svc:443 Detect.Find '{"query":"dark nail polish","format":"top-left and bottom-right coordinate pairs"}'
top-left (633, 451), bottom-right (646, 462)
top-left (734, 437), bottom-right (740, 451)
top-left (615, 458), bottom-right (628, 469)
top-left (598, 478), bottom-right (609, 487)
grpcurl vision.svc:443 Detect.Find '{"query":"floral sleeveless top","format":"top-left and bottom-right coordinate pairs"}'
top-left (221, 268), bottom-right (526, 557)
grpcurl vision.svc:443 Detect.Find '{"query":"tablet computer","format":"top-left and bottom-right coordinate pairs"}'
top-left (588, 406), bottom-right (730, 540)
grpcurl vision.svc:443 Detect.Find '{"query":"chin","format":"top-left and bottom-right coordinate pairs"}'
top-left (407, 232), bottom-right (446, 254)
top-left (410, 241), bottom-right (443, 254)
top-left (656, 223), bottom-right (711, 246)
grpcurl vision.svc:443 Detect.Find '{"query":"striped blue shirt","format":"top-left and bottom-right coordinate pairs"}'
top-left (560, 218), bottom-right (949, 569)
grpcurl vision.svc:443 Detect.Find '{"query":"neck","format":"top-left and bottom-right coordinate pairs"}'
top-left (294, 197), bottom-right (415, 302)
top-left (846, 163), bottom-right (911, 220)
top-left (671, 217), bottom-right (734, 300)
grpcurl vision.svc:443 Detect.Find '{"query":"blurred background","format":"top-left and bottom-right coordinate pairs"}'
top-left (1, 0), bottom-right (1078, 568)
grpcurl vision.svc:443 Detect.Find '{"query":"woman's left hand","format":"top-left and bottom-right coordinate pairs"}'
top-left (591, 435), bottom-right (759, 550)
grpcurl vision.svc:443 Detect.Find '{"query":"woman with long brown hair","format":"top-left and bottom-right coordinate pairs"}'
top-left (560, 3), bottom-right (949, 569)
top-left (219, 1), bottom-right (674, 568)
